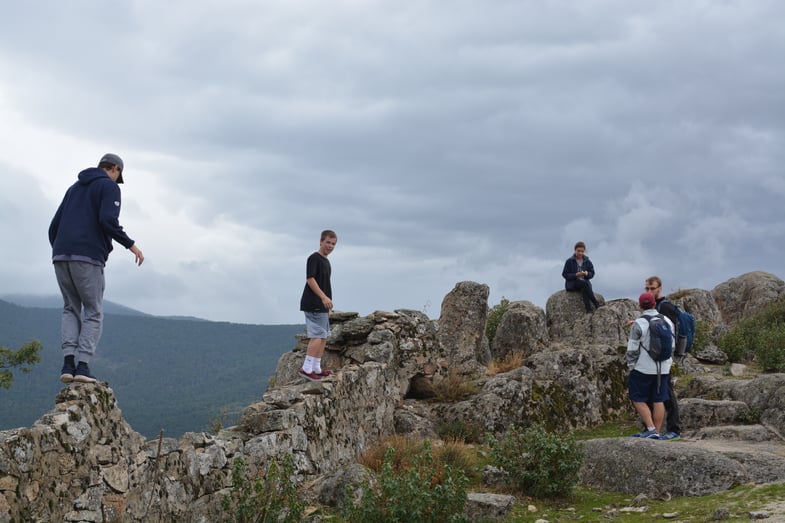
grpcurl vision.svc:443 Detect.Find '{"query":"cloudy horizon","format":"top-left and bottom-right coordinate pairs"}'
top-left (1, 1), bottom-right (783, 325)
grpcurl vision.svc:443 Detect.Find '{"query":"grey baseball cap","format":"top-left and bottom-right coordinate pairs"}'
top-left (99, 153), bottom-right (124, 183)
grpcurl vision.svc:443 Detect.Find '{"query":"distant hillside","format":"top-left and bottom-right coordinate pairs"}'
top-left (0, 294), bottom-right (153, 317)
top-left (0, 299), bottom-right (303, 439)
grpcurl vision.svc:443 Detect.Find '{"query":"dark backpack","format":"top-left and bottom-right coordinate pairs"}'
top-left (640, 314), bottom-right (674, 362)
top-left (657, 299), bottom-right (696, 356)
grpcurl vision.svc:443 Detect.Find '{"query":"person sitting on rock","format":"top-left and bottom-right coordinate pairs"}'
top-left (562, 241), bottom-right (601, 313)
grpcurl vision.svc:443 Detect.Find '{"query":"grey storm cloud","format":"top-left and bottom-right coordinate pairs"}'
top-left (1, 0), bottom-right (783, 324)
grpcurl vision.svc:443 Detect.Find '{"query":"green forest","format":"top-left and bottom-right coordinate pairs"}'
top-left (0, 299), bottom-right (302, 439)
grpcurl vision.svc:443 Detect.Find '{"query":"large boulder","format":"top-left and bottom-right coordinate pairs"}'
top-left (490, 300), bottom-right (549, 361)
top-left (668, 288), bottom-right (723, 326)
top-left (579, 437), bottom-right (785, 497)
top-left (546, 293), bottom-right (638, 346)
top-left (434, 344), bottom-right (628, 433)
top-left (711, 271), bottom-right (785, 326)
top-left (438, 281), bottom-right (491, 374)
top-left (683, 374), bottom-right (785, 436)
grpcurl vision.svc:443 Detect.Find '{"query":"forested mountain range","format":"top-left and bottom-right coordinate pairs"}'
top-left (0, 298), bottom-right (302, 439)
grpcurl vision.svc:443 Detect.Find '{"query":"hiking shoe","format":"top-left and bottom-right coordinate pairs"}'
top-left (60, 362), bottom-right (76, 383)
top-left (659, 432), bottom-right (681, 441)
top-left (298, 369), bottom-right (323, 382)
top-left (631, 429), bottom-right (659, 439)
top-left (73, 362), bottom-right (97, 383)
top-left (315, 369), bottom-right (332, 377)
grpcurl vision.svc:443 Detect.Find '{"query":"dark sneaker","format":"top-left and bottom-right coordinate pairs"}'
top-left (60, 362), bottom-right (76, 383)
top-left (73, 362), bottom-right (97, 383)
top-left (659, 432), bottom-right (681, 441)
top-left (315, 369), bottom-right (332, 377)
top-left (631, 429), bottom-right (659, 439)
top-left (298, 369), bottom-right (322, 382)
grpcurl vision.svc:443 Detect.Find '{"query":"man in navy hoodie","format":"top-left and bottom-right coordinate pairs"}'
top-left (49, 153), bottom-right (144, 384)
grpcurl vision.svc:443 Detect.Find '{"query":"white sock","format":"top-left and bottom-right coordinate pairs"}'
top-left (313, 358), bottom-right (322, 374)
top-left (302, 356), bottom-right (314, 373)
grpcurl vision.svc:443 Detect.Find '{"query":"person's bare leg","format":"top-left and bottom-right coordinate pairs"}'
top-left (651, 402), bottom-right (665, 433)
top-left (307, 338), bottom-right (326, 358)
top-left (633, 401), bottom-right (655, 428)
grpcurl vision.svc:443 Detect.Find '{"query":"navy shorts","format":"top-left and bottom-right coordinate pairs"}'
top-left (628, 370), bottom-right (670, 403)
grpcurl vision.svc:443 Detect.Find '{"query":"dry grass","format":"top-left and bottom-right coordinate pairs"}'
top-left (432, 371), bottom-right (479, 402)
top-left (358, 435), bottom-right (481, 478)
top-left (487, 352), bottom-right (524, 375)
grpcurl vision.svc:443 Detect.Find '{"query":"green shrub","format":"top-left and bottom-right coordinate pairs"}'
top-left (718, 295), bottom-right (785, 370)
top-left (488, 423), bottom-right (583, 498)
top-left (485, 297), bottom-right (510, 345)
top-left (754, 322), bottom-right (785, 372)
top-left (437, 419), bottom-right (485, 444)
top-left (343, 440), bottom-right (468, 523)
top-left (222, 454), bottom-right (304, 523)
top-left (718, 327), bottom-right (750, 363)
top-left (737, 406), bottom-right (762, 424)
top-left (691, 320), bottom-right (713, 352)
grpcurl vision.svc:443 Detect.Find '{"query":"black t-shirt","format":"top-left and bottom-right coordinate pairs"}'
top-left (299, 252), bottom-right (332, 312)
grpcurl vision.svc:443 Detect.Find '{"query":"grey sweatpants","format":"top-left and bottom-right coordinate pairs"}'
top-left (54, 261), bottom-right (105, 363)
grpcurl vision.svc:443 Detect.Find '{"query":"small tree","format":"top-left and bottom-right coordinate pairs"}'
top-left (485, 297), bottom-right (510, 345)
top-left (0, 340), bottom-right (43, 390)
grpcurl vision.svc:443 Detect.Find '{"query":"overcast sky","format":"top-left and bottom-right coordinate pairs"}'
top-left (1, 1), bottom-right (783, 325)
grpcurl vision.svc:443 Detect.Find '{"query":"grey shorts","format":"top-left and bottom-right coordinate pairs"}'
top-left (304, 312), bottom-right (331, 339)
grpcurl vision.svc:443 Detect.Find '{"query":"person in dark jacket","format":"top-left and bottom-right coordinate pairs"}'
top-left (644, 275), bottom-right (682, 441)
top-left (562, 241), bottom-right (600, 313)
top-left (49, 153), bottom-right (144, 384)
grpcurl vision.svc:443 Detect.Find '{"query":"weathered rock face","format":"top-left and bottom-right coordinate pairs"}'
top-left (438, 281), bottom-right (491, 374)
top-left (668, 288), bottom-right (722, 326)
top-left (0, 384), bottom-right (234, 522)
top-left (435, 344), bottom-right (628, 433)
top-left (683, 374), bottom-right (785, 436)
top-left (490, 300), bottom-right (549, 361)
top-left (3, 272), bottom-right (785, 521)
top-left (711, 271), bottom-right (785, 326)
top-left (580, 438), bottom-right (777, 498)
top-left (546, 293), bottom-right (637, 346)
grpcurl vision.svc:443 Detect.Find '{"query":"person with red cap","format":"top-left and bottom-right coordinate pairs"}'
top-left (625, 291), bottom-right (675, 439)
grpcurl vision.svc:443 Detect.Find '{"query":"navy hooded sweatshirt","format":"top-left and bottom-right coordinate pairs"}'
top-left (49, 167), bottom-right (135, 264)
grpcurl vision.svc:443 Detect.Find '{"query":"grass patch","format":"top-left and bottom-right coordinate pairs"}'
top-left (512, 481), bottom-right (785, 522)
top-left (432, 371), bottom-right (479, 402)
top-left (570, 418), bottom-right (640, 440)
top-left (358, 435), bottom-right (483, 482)
top-left (487, 352), bottom-right (525, 375)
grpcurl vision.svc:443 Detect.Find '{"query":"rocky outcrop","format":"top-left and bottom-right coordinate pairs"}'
top-left (0, 385), bottom-right (233, 522)
top-left (490, 300), bottom-right (549, 361)
top-left (711, 271), bottom-right (785, 326)
top-left (546, 293), bottom-right (634, 346)
top-left (434, 344), bottom-right (628, 433)
top-left (2, 271), bottom-right (785, 521)
top-left (438, 281), bottom-right (491, 374)
top-left (580, 436), bottom-right (785, 498)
